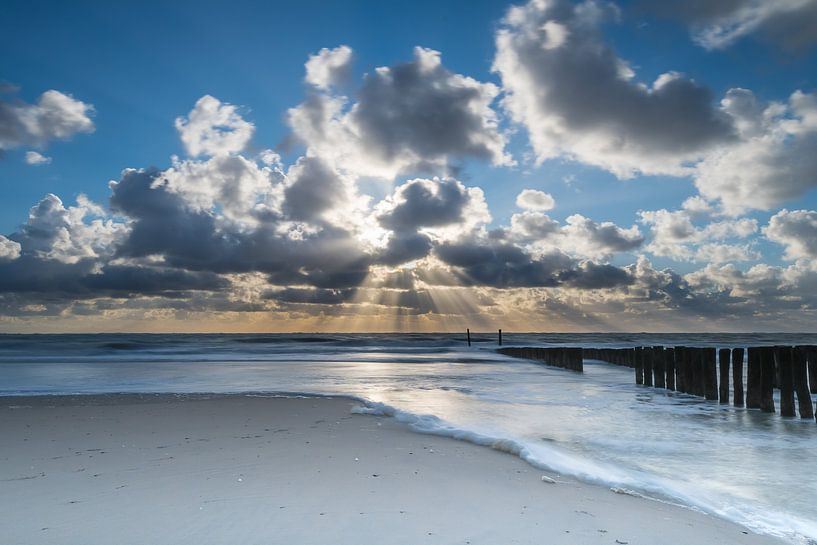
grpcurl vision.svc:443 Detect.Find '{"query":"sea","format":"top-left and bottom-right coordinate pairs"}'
top-left (0, 332), bottom-right (815, 544)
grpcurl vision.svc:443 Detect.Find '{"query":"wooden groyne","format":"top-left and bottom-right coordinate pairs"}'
top-left (497, 347), bottom-right (583, 372)
top-left (585, 345), bottom-right (817, 422)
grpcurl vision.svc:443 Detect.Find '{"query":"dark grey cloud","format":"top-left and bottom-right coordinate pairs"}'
top-left (0, 255), bottom-right (226, 299)
top-left (373, 177), bottom-right (490, 266)
top-left (284, 156), bottom-right (349, 222)
top-left (494, 0), bottom-right (735, 177)
top-left (351, 48), bottom-right (506, 166)
top-left (558, 261), bottom-right (634, 289)
top-left (377, 233), bottom-right (433, 266)
top-left (265, 287), bottom-right (357, 305)
top-left (110, 168), bottom-right (372, 289)
top-left (288, 47), bottom-right (509, 179)
top-left (436, 238), bottom-right (570, 288)
top-left (378, 178), bottom-right (470, 232)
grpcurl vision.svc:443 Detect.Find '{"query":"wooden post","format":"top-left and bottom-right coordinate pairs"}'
top-left (635, 347), bottom-right (644, 385)
top-left (653, 346), bottom-right (665, 388)
top-left (498, 329), bottom-right (502, 346)
top-left (695, 348), bottom-right (707, 397)
top-left (759, 347), bottom-right (776, 413)
top-left (732, 348), bottom-right (744, 407)
top-left (793, 346), bottom-right (814, 419)
top-left (665, 347), bottom-right (675, 391)
top-left (703, 348), bottom-right (718, 401)
top-left (776, 347), bottom-right (796, 417)
top-left (466, 328), bottom-right (471, 347)
top-left (746, 347), bottom-right (761, 409)
top-left (718, 348), bottom-right (730, 403)
top-left (643, 347), bottom-right (654, 387)
top-left (675, 347), bottom-right (686, 393)
top-left (808, 346), bottom-right (817, 394)
top-left (689, 348), bottom-right (699, 395)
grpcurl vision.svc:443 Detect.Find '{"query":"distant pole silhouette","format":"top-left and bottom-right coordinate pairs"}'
top-left (498, 329), bottom-right (502, 346)
top-left (466, 328), bottom-right (471, 347)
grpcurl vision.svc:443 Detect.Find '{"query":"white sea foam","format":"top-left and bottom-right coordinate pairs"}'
top-left (353, 399), bottom-right (817, 545)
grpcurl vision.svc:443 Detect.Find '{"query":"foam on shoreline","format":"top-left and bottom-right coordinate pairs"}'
top-left (352, 398), bottom-right (817, 545)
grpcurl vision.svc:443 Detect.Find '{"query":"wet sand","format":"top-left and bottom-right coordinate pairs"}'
top-left (0, 394), bottom-right (785, 544)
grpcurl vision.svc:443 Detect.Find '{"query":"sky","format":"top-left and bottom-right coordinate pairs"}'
top-left (1, 0), bottom-right (817, 332)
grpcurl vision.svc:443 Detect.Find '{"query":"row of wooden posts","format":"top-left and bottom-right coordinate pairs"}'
top-left (584, 346), bottom-right (817, 422)
top-left (497, 346), bottom-right (584, 372)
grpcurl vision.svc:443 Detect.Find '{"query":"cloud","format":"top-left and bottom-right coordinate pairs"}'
top-left (516, 189), bottom-right (555, 211)
top-left (0, 89), bottom-right (94, 152)
top-left (764, 209), bottom-right (817, 259)
top-left (377, 177), bottom-right (490, 234)
top-left (109, 166), bottom-right (372, 289)
top-left (305, 45), bottom-right (354, 90)
top-left (284, 156), bottom-right (358, 223)
top-left (694, 89), bottom-right (817, 213)
top-left (435, 238), bottom-right (571, 288)
top-left (507, 211), bottom-right (643, 259)
top-left (561, 214), bottom-right (644, 258)
top-left (508, 211), bottom-right (561, 242)
top-left (25, 151), bottom-right (51, 165)
top-left (0, 236), bottom-right (21, 261)
top-left (265, 287), bottom-right (356, 305)
top-left (156, 153), bottom-right (282, 224)
top-left (433, 233), bottom-right (635, 290)
top-left (640, 207), bottom-right (758, 262)
top-left (648, 0), bottom-right (817, 50)
top-left (493, 0), bottom-right (735, 178)
top-left (2, 56), bottom-right (816, 331)
top-left (10, 193), bottom-right (126, 264)
top-left (373, 177), bottom-right (490, 265)
top-left (288, 46), bottom-right (511, 179)
top-left (175, 95), bottom-right (254, 157)
top-left (693, 243), bottom-right (759, 264)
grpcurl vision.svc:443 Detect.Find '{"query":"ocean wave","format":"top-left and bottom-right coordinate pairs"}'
top-left (352, 398), bottom-right (817, 545)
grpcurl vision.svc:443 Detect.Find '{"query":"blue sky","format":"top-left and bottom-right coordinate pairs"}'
top-left (1, 0), bottom-right (817, 331)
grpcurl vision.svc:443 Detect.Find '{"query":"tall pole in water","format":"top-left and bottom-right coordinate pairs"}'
top-left (466, 328), bottom-right (471, 347)
top-left (498, 329), bottom-right (502, 346)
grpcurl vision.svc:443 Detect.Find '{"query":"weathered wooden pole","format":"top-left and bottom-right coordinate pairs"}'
top-left (466, 328), bottom-right (471, 347)
top-left (732, 347), bottom-right (745, 407)
top-left (808, 346), bottom-right (817, 395)
top-left (498, 329), bottom-right (502, 346)
top-left (665, 347), bottom-right (676, 391)
top-left (759, 347), bottom-right (776, 413)
top-left (644, 347), bottom-right (654, 387)
top-left (776, 346), bottom-right (796, 417)
top-left (687, 348), bottom-right (697, 395)
top-left (719, 348), bottom-right (730, 403)
top-left (793, 346), bottom-right (814, 419)
top-left (746, 347), bottom-right (761, 409)
top-left (695, 348), bottom-right (707, 397)
top-left (703, 348), bottom-right (713, 399)
top-left (675, 347), bottom-right (686, 393)
top-left (688, 348), bottom-right (698, 396)
top-left (653, 346), bottom-right (665, 388)
top-left (635, 347), bottom-right (644, 385)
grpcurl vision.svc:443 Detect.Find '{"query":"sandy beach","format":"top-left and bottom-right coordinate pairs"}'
top-left (0, 394), bottom-right (784, 545)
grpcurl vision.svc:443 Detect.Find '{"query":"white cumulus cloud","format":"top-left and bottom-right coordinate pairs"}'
top-left (25, 151), bottom-right (51, 165)
top-left (516, 189), bottom-right (555, 211)
top-left (175, 95), bottom-right (254, 157)
top-left (305, 45), bottom-right (354, 90)
top-left (0, 89), bottom-right (94, 152)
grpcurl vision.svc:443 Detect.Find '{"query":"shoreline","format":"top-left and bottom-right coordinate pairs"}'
top-left (0, 393), bottom-right (786, 544)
